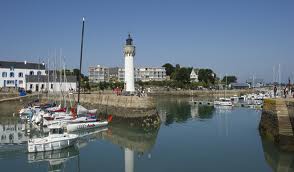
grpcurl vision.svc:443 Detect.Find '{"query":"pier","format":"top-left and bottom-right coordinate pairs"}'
top-left (259, 98), bottom-right (294, 151)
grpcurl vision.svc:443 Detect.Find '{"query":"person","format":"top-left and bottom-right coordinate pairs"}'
top-left (274, 85), bottom-right (277, 98)
top-left (284, 87), bottom-right (287, 98)
top-left (291, 86), bottom-right (294, 98)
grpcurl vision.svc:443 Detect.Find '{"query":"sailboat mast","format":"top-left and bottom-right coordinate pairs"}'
top-left (78, 17), bottom-right (85, 104)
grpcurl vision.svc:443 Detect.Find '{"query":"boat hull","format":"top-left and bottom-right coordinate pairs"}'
top-left (27, 135), bottom-right (78, 153)
top-left (67, 121), bottom-right (108, 132)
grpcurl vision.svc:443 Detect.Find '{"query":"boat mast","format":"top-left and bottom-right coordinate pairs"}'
top-left (78, 17), bottom-right (85, 104)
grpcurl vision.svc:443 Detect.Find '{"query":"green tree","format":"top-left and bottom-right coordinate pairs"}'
top-left (222, 76), bottom-right (237, 84)
top-left (174, 67), bottom-right (192, 84)
top-left (162, 63), bottom-right (175, 76)
top-left (198, 69), bottom-right (216, 85)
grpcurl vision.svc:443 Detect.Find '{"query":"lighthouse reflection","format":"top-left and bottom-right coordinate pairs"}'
top-left (100, 122), bottom-right (160, 172)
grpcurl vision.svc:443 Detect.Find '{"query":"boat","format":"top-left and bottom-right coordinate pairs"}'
top-left (214, 74), bottom-right (233, 106)
top-left (27, 125), bottom-right (78, 153)
top-left (214, 98), bottom-right (233, 106)
top-left (66, 115), bottom-right (112, 132)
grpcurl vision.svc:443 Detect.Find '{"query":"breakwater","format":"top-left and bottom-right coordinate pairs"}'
top-left (44, 93), bottom-right (159, 119)
top-left (259, 98), bottom-right (294, 151)
top-left (148, 89), bottom-right (253, 98)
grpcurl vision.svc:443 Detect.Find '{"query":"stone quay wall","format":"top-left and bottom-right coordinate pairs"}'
top-left (0, 93), bottom-right (19, 100)
top-left (259, 98), bottom-right (294, 151)
top-left (44, 93), bottom-right (158, 119)
top-left (148, 89), bottom-right (253, 98)
top-left (0, 93), bottom-right (39, 103)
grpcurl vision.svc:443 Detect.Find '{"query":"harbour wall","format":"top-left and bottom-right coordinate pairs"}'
top-left (0, 93), bottom-right (39, 104)
top-left (148, 89), bottom-right (253, 98)
top-left (43, 93), bottom-right (158, 119)
top-left (259, 98), bottom-right (294, 151)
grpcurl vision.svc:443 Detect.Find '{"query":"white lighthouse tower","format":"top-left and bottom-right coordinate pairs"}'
top-left (124, 34), bottom-right (136, 93)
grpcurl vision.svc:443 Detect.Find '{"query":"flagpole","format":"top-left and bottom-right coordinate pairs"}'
top-left (78, 17), bottom-right (85, 104)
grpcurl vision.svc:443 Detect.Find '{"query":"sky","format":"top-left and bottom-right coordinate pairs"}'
top-left (0, 0), bottom-right (293, 82)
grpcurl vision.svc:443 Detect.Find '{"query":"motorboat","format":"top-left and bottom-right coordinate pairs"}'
top-left (27, 125), bottom-right (78, 153)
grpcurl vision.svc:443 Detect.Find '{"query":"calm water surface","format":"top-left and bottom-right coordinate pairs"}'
top-left (0, 97), bottom-right (293, 172)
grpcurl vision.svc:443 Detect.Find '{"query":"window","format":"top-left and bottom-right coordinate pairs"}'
top-left (41, 84), bottom-right (44, 89)
top-left (2, 72), bottom-right (7, 77)
top-left (7, 80), bottom-right (14, 85)
top-left (10, 66), bottom-right (14, 71)
top-left (10, 72), bottom-right (14, 77)
top-left (51, 84), bottom-right (53, 89)
top-left (29, 71), bottom-right (34, 75)
top-left (37, 71), bottom-right (42, 75)
top-left (19, 80), bottom-right (23, 85)
top-left (18, 72), bottom-right (23, 77)
top-left (30, 84), bottom-right (33, 89)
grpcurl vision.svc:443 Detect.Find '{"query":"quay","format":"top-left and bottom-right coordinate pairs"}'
top-left (0, 93), bottom-right (40, 103)
top-left (41, 93), bottom-right (160, 125)
top-left (259, 98), bottom-right (294, 151)
top-left (149, 89), bottom-right (253, 98)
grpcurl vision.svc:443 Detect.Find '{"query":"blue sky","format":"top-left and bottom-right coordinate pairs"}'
top-left (0, 0), bottom-right (293, 82)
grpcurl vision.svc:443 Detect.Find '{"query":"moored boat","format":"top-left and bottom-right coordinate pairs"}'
top-left (27, 125), bottom-right (78, 153)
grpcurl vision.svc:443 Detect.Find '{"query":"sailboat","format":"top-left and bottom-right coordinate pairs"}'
top-left (65, 17), bottom-right (111, 132)
top-left (214, 75), bottom-right (233, 106)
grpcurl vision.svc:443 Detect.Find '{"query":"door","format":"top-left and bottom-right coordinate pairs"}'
top-left (36, 84), bottom-right (39, 92)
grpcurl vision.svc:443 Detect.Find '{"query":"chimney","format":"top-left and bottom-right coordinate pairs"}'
top-left (24, 61), bottom-right (27, 64)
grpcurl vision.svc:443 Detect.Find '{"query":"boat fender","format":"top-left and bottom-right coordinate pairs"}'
top-left (107, 115), bottom-right (113, 122)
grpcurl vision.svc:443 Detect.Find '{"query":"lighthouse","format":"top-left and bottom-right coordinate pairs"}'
top-left (124, 34), bottom-right (136, 93)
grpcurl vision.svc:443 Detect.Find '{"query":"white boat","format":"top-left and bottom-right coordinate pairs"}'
top-left (214, 98), bottom-right (233, 106)
top-left (66, 120), bottom-right (109, 132)
top-left (27, 125), bottom-right (78, 153)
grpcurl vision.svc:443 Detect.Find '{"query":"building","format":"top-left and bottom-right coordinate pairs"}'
top-left (26, 75), bottom-right (77, 92)
top-left (139, 67), bottom-right (166, 82)
top-left (124, 34), bottom-right (136, 93)
top-left (89, 66), bottom-right (167, 83)
top-left (0, 60), bottom-right (46, 89)
top-left (190, 68), bottom-right (199, 82)
top-left (88, 65), bottom-right (109, 83)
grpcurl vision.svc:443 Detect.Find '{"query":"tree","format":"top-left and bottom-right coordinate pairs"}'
top-left (174, 67), bottom-right (192, 84)
top-left (222, 76), bottom-right (237, 84)
top-left (162, 63), bottom-right (175, 76)
top-left (198, 69), bottom-right (216, 85)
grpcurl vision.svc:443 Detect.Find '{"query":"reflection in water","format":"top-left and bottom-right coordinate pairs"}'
top-left (28, 147), bottom-right (79, 172)
top-left (0, 118), bottom-right (27, 144)
top-left (157, 97), bottom-right (215, 125)
top-left (261, 137), bottom-right (294, 172)
top-left (102, 122), bottom-right (160, 153)
top-left (198, 106), bottom-right (215, 119)
top-left (100, 122), bottom-right (160, 172)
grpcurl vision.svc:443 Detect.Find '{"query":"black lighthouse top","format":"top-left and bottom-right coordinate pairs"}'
top-left (126, 34), bottom-right (133, 45)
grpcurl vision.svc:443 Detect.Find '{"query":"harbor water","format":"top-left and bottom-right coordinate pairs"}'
top-left (0, 97), bottom-right (293, 172)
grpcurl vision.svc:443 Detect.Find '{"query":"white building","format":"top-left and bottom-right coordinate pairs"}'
top-left (190, 68), bottom-right (199, 82)
top-left (0, 61), bottom-right (46, 89)
top-left (88, 65), bottom-right (109, 83)
top-left (139, 67), bottom-right (166, 82)
top-left (26, 75), bottom-right (77, 92)
top-left (124, 34), bottom-right (136, 93)
top-left (89, 66), bottom-right (167, 83)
